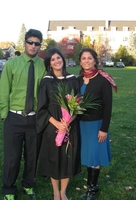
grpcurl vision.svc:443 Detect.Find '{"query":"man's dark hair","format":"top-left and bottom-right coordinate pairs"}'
top-left (25, 29), bottom-right (43, 43)
top-left (15, 51), bottom-right (21, 56)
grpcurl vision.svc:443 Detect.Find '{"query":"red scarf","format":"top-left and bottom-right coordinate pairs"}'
top-left (83, 68), bottom-right (117, 92)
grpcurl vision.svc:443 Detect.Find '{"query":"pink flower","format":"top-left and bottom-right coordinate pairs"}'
top-left (75, 95), bottom-right (82, 103)
top-left (65, 94), bottom-right (72, 102)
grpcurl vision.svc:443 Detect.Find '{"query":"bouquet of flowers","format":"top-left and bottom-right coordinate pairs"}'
top-left (54, 82), bottom-right (100, 149)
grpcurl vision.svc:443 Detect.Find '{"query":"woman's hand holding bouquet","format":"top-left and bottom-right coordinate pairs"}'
top-left (53, 83), bottom-right (100, 149)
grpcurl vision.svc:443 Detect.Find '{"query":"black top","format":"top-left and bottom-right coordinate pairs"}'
top-left (78, 73), bottom-right (112, 132)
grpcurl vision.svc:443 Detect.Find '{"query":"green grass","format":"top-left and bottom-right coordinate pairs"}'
top-left (0, 66), bottom-right (136, 200)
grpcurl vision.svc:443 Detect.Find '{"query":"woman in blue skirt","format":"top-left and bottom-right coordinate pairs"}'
top-left (78, 48), bottom-right (117, 200)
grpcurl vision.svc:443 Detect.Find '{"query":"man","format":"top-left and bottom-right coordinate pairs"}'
top-left (0, 29), bottom-right (46, 200)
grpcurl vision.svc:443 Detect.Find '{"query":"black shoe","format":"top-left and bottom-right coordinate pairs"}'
top-left (81, 185), bottom-right (99, 200)
top-left (91, 185), bottom-right (99, 193)
top-left (23, 187), bottom-right (35, 199)
top-left (85, 189), bottom-right (95, 200)
top-left (86, 184), bottom-right (100, 200)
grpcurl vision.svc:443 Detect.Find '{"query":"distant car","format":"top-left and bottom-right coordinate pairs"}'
top-left (104, 60), bottom-right (114, 67)
top-left (0, 59), bottom-right (6, 74)
top-left (116, 62), bottom-right (125, 68)
top-left (68, 61), bottom-right (76, 67)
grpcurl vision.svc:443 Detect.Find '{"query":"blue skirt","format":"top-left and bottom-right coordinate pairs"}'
top-left (80, 120), bottom-right (111, 167)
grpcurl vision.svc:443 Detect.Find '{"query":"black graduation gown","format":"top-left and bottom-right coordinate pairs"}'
top-left (36, 75), bottom-right (81, 179)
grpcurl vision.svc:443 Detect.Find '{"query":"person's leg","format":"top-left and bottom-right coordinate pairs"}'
top-left (22, 115), bottom-right (37, 189)
top-left (91, 167), bottom-right (100, 191)
top-left (87, 167), bottom-right (92, 186)
top-left (2, 113), bottom-right (24, 196)
top-left (22, 116), bottom-right (37, 199)
top-left (60, 178), bottom-right (69, 200)
top-left (50, 178), bottom-right (60, 200)
top-left (85, 166), bottom-right (100, 200)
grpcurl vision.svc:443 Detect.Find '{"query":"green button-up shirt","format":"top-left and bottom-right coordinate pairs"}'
top-left (0, 53), bottom-right (46, 119)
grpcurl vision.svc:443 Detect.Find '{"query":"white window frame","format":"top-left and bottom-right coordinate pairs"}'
top-left (111, 27), bottom-right (116, 31)
top-left (57, 26), bottom-right (63, 31)
top-left (99, 26), bottom-right (104, 32)
top-left (123, 37), bottom-right (128, 41)
top-left (87, 26), bottom-right (93, 31)
top-left (123, 27), bottom-right (128, 31)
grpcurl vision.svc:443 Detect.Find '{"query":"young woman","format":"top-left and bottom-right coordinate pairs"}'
top-left (78, 48), bottom-right (117, 200)
top-left (36, 48), bottom-right (81, 200)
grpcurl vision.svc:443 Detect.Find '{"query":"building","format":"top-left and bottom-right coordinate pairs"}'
top-left (47, 20), bottom-right (136, 57)
top-left (1, 46), bottom-right (15, 60)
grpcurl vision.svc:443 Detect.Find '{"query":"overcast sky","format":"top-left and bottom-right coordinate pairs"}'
top-left (0, 0), bottom-right (135, 43)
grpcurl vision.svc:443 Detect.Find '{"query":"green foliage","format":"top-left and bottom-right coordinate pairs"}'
top-left (82, 35), bottom-right (91, 48)
top-left (41, 39), bottom-right (47, 50)
top-left (53, 82), bottom-right (100, 116)
top-left (93, 34), bottom-right (111, 61)
top-left (72, 42), bottom-right (82, 65)
top-left (128, 31), bottom-right (136, 57)
top-left (0, 41), bottom-right (15, 49)
top-left (0, 48), bottom-right (3, 58)
top-left (45, 38), bottom-right (57, 52)
top-left (0, 67), bottom-right (136, 199)
top-left (15, 23), bottom-right (27, 53)
top-left (114, 45), bottom-right (136, 66)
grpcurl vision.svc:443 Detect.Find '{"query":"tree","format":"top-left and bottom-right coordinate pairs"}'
top-left (41, 39), bottom-right (47, 51)
top-left (0, 49), bottom-right (3, 59)
top-left (114, 45), bottom-right (135, 65)
top-left (15, 24), bottom-right (27, 53)
top-left (92, 34), bottom-right (110, 62)
top-left (128, 31), bottom-right (136, 57)
top-left (82, 35), bottom-right (91, 48)
top-left (60, 37), bottom-right (80, 62)
top-left (45, 38), bottom-right (57, 52)
top-left (114, 45), bottom-right (128, 60)
top-left (72, 42), bottom-right (82, 65)
top-left (0, 42), bottom-right (15, 49)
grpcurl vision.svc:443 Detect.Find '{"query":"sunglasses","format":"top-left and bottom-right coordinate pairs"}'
top-left (26, 40), bottom-right (41, 46)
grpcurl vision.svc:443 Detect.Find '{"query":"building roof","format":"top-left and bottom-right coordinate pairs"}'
top-left (48, 20), bottom-right (136, 31)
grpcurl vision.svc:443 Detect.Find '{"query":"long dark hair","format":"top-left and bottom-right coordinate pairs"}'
top-left (79, 48), bottom-right (99, 75)
top-left (44, 48), bottom-right (70, 78)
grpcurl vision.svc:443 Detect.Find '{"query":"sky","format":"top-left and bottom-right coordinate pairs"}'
top-left (0, 0), bottom-right (136, 44)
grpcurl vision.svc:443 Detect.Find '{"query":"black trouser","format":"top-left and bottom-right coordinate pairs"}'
top-left (2, 112), bottom-right (37, 195)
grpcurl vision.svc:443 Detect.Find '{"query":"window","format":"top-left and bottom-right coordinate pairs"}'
top-left (87, 26), bottom-right (93, 31)
top-left (123, 27), bottom-right (128, 31)
top-left (109, 37), bottom-right (115, 41)
top-left (99, 26), bottom-right (104, 32)
top-left (123, 37), bottom-right (128, 41)
top-left (57, 26), bottom-right (63, 31)
top-left (68, 26), bottom-right (75, 30)
top-left (111, 27), bottom-right (116, 31)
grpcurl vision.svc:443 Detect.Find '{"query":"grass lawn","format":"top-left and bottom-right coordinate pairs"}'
top-left (0, 66), bottom-right (136, 200)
